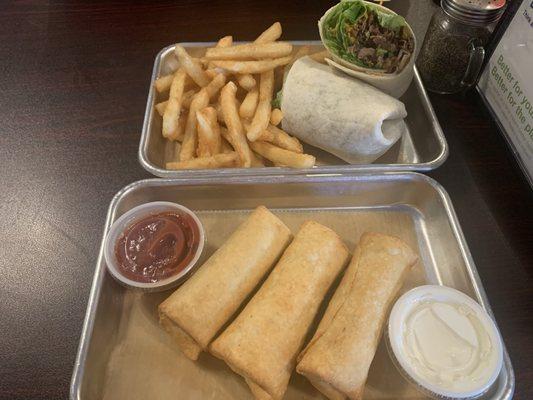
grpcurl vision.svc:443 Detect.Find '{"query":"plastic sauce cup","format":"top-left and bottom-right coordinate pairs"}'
top-left (104, 201), bottom-right (205, 292)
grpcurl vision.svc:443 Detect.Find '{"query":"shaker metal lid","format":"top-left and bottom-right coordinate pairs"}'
top-left (442, 0), bottom-right (506, 24)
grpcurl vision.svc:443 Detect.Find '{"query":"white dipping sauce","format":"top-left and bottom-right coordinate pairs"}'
top-left (404, 301), bottom-right (494, 392)
top-left (388, 285), bottom-right (503, 399)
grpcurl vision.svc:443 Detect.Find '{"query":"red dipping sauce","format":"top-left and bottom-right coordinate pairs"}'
top-left (115, 211), bottom-right (201, 283)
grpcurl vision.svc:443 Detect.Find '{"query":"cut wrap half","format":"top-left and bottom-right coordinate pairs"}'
top-left (281, 57), bottom-right (408, 164)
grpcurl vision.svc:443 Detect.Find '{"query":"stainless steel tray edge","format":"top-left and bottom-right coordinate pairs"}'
top-left (70, 173), bottom-right (513, 400)
top-left (70, 186), bottom-right (124, 400)
top-left (138, 42), bottom-right (449, 178)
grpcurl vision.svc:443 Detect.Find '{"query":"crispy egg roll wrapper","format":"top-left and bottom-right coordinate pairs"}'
top-left (158, 206), bottom-right (292, 360)
top-left (296, 232), bottom-right (418, 400)
top-left (210, 221), bottom-right (350, 400)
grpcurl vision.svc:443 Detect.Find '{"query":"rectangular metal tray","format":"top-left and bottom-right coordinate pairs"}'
top-left (139, 42), bottom-right (448, 178)
top-left (70, 173), bottom-right (513, 400)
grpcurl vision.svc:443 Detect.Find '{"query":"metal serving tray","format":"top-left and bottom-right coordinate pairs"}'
top-left (71, 173), bottom-right (513, 400)
top-left (139, 42), bottom-right (448, 178)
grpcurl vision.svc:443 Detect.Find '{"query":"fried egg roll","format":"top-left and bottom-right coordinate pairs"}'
top-left (158, 206), bottom-right (292, 360)
top-left (296, 232), bottom-right (418, 400)
top-left (210, 221), bottom-right (350, 400)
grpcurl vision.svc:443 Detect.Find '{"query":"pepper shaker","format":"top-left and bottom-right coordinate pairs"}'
top-left (417, 0), bottom-right (506, 94)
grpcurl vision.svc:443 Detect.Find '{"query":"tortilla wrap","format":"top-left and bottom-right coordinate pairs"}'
top-left (281, 57), bottom-right (407, 164)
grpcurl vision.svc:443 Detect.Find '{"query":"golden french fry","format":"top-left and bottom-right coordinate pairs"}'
top-left (217, 35), bottom-right (233, 48)
top-left (309, 50), bottom-right (329, 64)
top-left (205, 42), bottom-right (292, 60)
top-left (215, 102), bottom-right (225, 125)
top-left (254, 22), bottom-right (282, 44)
top-left (166, 152), bottom-right (238, 170)
top-left (220, 127), bottom-right (263, 169)
top-left (250, 152), bottom-right (265, 167)
top-left (270, 108), bottom-right (283, 126)
top-left (239, 87), bottom-right (259, 119)
top-left (211, 56), bottom-right (292, 74)
top-left (155, 74), bottom-right (174, 93)
top-left (205, 73), bottom-right (226, 100)
top-left (259, 124), bottom-right (303, 153)
top-left (162, 70), bottom-right (187, 139)
top-left (155, 72), bottom-right (195, 93)
top-left (237, 74), bottom-right (256, 90)
top-left (250, 141), bottom-right (315, 168)
top-left (220, 82), bottom-right (252, 167)
top-left (220, 134), bottom-right (234, 153)
top-left (175, 45), bottom-right (210, 87)
top-left (155, 100), bottom-right (168, 117)
top-left (247, 69), bottom-right (274, 141)
top-left (156, 89), bottom-right (196, 115)
top-left (196, 107), bottom-right (222, 157)
top-left (180, 89), bottom-right (209, 161)
top-left (205, 67), bottom-right (228, 79)
top-left (182, 89), bottom-right (196, 108)
top-left (174, 114), bottom-right (186, 142)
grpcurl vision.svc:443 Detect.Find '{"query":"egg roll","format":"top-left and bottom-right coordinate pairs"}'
top-left (210, 221), bottom-right (350, 400)
top-left (158, 206), bottom-right (292, 360)
top-left (296, 232), bottom-right (418, 400)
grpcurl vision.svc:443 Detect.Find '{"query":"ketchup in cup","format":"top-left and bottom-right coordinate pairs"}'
top-left (104, 202), bottom-right (204, 290)
top-left (115, 211), bottom-right (200, 283)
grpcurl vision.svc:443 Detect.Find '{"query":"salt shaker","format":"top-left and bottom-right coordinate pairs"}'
top-left (417, 0), bottom-right (506, 94)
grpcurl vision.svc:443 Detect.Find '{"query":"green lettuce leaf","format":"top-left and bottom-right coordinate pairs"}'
top-left (321, 0), bottom-right (409, 68)
top-left (272, 89), bottom-right (283, 109)
top-left (376, 12), bottom-right (406, 32)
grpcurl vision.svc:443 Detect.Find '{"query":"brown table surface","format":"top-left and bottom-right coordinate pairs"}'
top-left (1, 1), bottom-right (531, 399)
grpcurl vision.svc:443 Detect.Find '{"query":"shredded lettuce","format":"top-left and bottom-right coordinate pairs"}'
top-left (321, 0), bottom-right (408, 69)
top-left (272, 89), bottom-right (283, 109)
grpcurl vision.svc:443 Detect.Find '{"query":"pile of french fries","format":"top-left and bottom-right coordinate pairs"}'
top-left (154, 22), bottom-right (323, 170)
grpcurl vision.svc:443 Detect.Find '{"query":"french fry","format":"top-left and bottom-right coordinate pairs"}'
top-left (206, 68), bottom-right (227, 79)
top-left (250, 152), bottom-right (265, 167)
top-left (155, 89), bottom-right (196, 115)
top-left (162, 70), bottom-right (186, 140)
top-left (259, 124), bottom-right (303, 153)
top-left (217, 35), bottom-right (233, 48)
top-left (220, 126), bottom-right (259, 169)
top-left (182, 89), bottom-right (196, 108)
top-left (239, 87), bottom-right (259, 119)
top-left (166, 152), bottom-right (238, 170)
top-left (205, 73), bottom-right (226, 100)
top-left (196, 107), bottom-right (221, 157)
top-left (270, 108), bottom-right (283, 126)
top-left (155, 72), bottom-right (195, 93)
top-left (220, 82), bottom-right (252, 167)
top-left (237, 74), bottom-right (256, 90)
top-left (220, 134), bottom-right (234, 153)
top-left (247, 69), bottom-right (274, 141)
top-left (254, 22), bottom-right (282, 44)
top-left (155, 100), bottom-right (168, 117)
top-left (174, 114), bottom-right (186, 142)
top-left (250, 141), bottom-right (315, 168)
top-left (157, 90), bottom-right (194, 115)
top-left (155, 74), bottom-right (174, 93)
top-left (216, 103), bottom-right (227, 126)
top-left (211, 56), bottom-right (292, 74)
top-left (180, 89), bottom-right (209, 161)
top-left (205, 42), bottom-right (292, 60)
top-left (175, 45), bottom-right (210, 87)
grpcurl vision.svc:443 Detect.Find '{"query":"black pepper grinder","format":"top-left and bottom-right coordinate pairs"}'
top-left (417, 0), bottom-right (506, 94)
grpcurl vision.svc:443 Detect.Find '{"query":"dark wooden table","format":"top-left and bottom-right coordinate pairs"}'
top-left (0, 1), bottom-right (531, 399)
